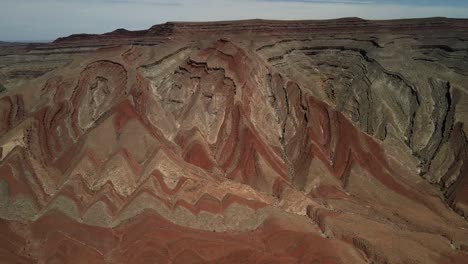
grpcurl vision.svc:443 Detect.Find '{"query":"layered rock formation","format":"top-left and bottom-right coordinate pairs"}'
top-left (0, 18), bottom-right (467, 263)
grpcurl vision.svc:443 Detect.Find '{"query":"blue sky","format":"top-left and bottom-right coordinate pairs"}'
top-left (1, 0), bottom-right (468, 41)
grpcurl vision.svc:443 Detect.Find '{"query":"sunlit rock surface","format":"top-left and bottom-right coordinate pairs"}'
top-left (0, 18), bottom-right (468, 263)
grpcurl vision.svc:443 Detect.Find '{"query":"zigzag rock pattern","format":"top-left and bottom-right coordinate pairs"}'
top-left (0, 18), bottom-right (468, 263)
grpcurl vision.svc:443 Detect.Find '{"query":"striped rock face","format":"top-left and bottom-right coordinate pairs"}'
top-left (0, 18), bottom-right (468, 263)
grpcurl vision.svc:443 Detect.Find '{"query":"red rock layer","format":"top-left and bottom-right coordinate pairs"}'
top-left (0, 210), bottom-right (367, 264)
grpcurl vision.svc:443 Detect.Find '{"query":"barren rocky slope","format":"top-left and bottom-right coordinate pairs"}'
top-left (0, 17), bottom-right (468, 263)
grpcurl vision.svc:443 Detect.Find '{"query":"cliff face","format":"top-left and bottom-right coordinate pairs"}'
top-left (0, 18), bottom-right (468, 263)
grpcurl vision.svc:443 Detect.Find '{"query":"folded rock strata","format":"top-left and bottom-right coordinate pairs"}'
top-left (0, 17), bottom-right (468, 263)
